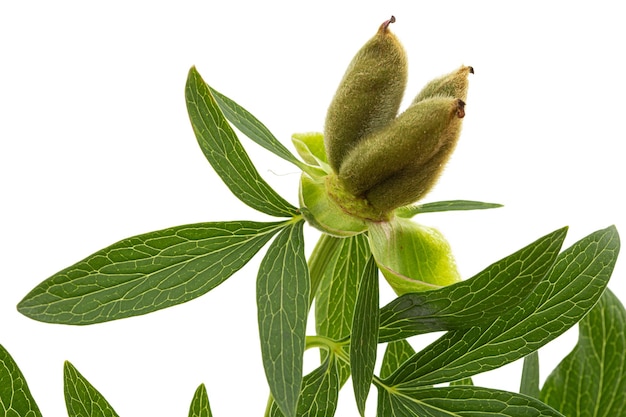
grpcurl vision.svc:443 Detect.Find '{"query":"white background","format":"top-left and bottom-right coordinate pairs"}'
top-left (1, 1), bottom-right (625, 416)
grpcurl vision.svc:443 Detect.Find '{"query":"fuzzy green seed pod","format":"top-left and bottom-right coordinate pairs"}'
top-left (338, 97), bottom-right (465, 210)
top-left (324, 16), bottom-right (408, 173)
top-left (411, 65), bottom-right (473, 104)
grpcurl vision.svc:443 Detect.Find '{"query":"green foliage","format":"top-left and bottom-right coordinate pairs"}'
top-left (376, 386), bottom-right (566, 417)
top-left (64, 361), bottom-right (120, 417)
top-left (18, 220), bottom-right (288, 324)
top-left (0, 344), bottom-right (42, 417)
top-left (380, 340), bottom-right (416, 380)
top-left (257, 220), bottom-right (310, 417)
top-left (395, 200), bottom-right (503, 217)
top-left (4, 61), bottom-right (625, 417)
top-left (520, 351), bottom-right (540, 398)
top-left (268, 354), bottom-right (340, 417)
top-left (314, 233), bottom-right (371, 384)
top-left (185, 67), bottom-right (297, 218)
top-left (188, 384), bottom-right (213, 417)
top-left (350, 257), bottom-right (380, 416)
top-left (540, 288), bottom-right (626, 416)
top-left (378, 227), bottom-right (567, 341)
top-left (383, 226), bottom-right (619, 388)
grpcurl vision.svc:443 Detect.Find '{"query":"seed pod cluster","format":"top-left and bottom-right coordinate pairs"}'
top-left (324, 17), bottom-right (472, 214)
top-left (352, 97), bottom-right (466, 212)
top-left (324, 16), bottom-right (408, 173)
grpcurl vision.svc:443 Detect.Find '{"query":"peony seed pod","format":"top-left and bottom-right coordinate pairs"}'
top-left (338, 96), bottom-right (465, 210)
top-left (364, 99), bottom-right (466, 211)
top-left (412, 65), bottom-right (473, 104)
top-left (324, 16), bottom-right (408, 173)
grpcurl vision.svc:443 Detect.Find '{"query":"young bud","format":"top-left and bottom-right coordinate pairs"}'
top-left (324, 16), bottom-right (408, 173)
top-left (412, 65), bottom-right (473, 104)
top-left (338, 96), bottom-right (465, 212)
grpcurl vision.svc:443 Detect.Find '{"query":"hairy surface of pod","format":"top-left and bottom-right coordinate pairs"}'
top-left (324, 17), bottom-right (408, 173)
top-left (338, 97), bottom-right (466, 211)
top-left (412, 65), bottom-right (473, 104)
top-left (365, 99), bottom-right (466, 211)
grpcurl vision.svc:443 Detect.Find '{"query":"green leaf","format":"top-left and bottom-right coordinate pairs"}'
top-left (520, 351), bottom-right (540, 398)
top-left (257, 220), bottom-right (309, 417)
top-left (188, 384), bottom-right (212, 417)
top-left (185, 66), bottom-right (297, 217)
top-left (208, 86), bottom-right (306, 170)
top-left (351, 256), bottom-right (380, 417)
top-left (308, 234), bottom-right (340, 305)
top-left (0, 344), bottom-right (42, 417)
top-left (18, 220), bottom-right (286, 324)
top-left (376, 385), bottom-right (565, 417)
top-left (380, 340), bottom-right (416, 380)
top-left (395, 200), bottom-right (503, 217)
top-left (268, 354), bottom-right (340, 417)
top-left (314, 233), bottom-right (371, 384)
top-left (378, 227), bottom-right (568, 342)
top-left (540, 288), bottom-right (626, 416)
top-left (449, 377), bottom-right (473, 386)
top-left (314, 233), bottom-right (371, 339)
top-left (385, 226), bottom-right (620, 387)
top-left (64, 361), bottom-right (119, 417)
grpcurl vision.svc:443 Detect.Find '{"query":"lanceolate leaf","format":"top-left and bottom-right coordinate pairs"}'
top-left (207, 86), bottom-right (305, 170)
top-left (314, 233), bottom-right (371, 385)
top-left (64, 361), bottom-right (119, 417)
top-left (18, 220), bottom-right (286, 324)
top-left (395, 200), bottom-right (503, 218)
top-left (269, 354), bottom-right (340, 417)
top-left (376, 385), bottom-right (564, 417)
top-left (0, 344), bottom-right (42, 417)
top-left (385, 226), bottom-right (620, 388)
top-left (351, 256), bottom-right (380, 417)
top-left (186, 67), bottom-right (297, 217)
top-left (379, 227), bottom-right (567, 342)
top-left (520, 351), bottom-right (540, 398)
top-left (188, 384), bottom-right (213, 417)
top-left (314, 234), bottom-right (371, 340)
top-left (257, 220), bottom-right (309, 417)
top-left (308, 234), bottom-right (342, 305)
top-left (540, 288), bottom-right (626, 416)
top-left (380, 340), bottom-right (416, 380)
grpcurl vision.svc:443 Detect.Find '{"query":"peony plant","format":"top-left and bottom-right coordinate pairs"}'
top-left (2, 16), bottom-right (624, 417)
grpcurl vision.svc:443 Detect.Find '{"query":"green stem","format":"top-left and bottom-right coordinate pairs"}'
top-left (305, 334), bottom-right (348, 355)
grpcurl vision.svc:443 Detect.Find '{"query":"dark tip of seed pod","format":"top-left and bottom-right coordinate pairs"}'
top-left (468, 66), bottom-right (474, 74)
top-left (456, 99), bottom-right (466, 118)
top-left (381, 15), bottom-right (396, 32)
